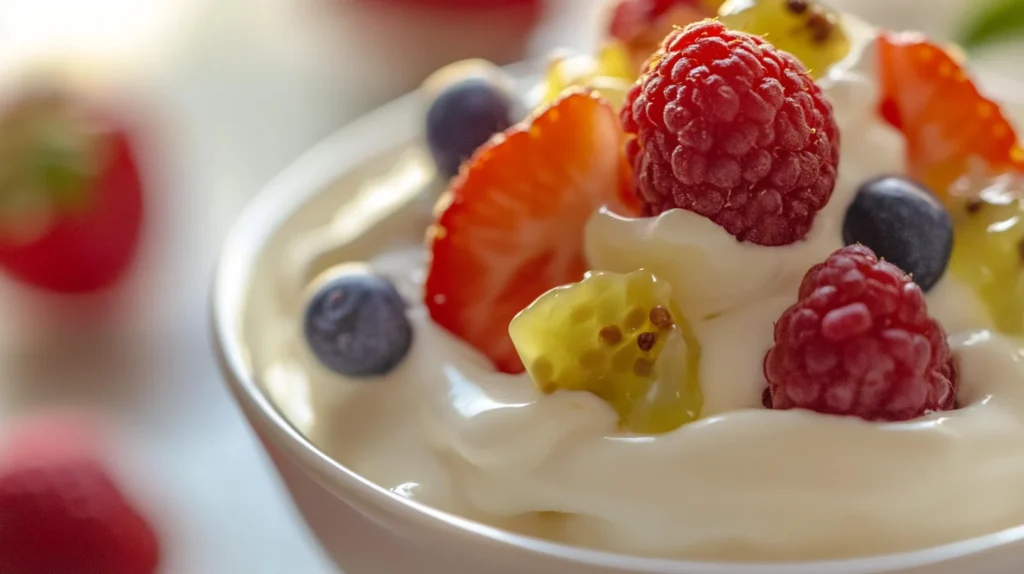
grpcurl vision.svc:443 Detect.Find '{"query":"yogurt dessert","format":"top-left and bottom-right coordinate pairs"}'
top-left (252, 0), bottom-right (1024, 563)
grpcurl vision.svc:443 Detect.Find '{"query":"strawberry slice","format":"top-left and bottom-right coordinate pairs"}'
top-left (425, 91), bottom-right (634, 374)
top-left (877, 32), bottom-right (1024, 198)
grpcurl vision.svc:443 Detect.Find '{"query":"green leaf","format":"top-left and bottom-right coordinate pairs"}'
top-left (32, 138), bottom-right (94, 210)
top-left (957, 0), bottom-right (1024, 50)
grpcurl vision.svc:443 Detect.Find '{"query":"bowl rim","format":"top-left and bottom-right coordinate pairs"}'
top-left (210, 64), bottom-right (1024, 574)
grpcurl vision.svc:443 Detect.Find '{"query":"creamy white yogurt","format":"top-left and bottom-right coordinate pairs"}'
top-left (253, 32), bottom-right (1024, 562)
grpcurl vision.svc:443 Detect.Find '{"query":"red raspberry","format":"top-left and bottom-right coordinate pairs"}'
top-left (621, 20), bottom-right (840, 246)
top-left (764, 245), bottom-right (957, 421)
top-left (0, 415), bottom-right (160, 574)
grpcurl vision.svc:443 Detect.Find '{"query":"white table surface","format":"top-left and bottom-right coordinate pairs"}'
top-left (0, 0), bottom-right (1016, 572)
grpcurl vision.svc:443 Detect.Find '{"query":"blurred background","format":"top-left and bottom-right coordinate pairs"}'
top-left (0, 0), bottom-right (1020, 572)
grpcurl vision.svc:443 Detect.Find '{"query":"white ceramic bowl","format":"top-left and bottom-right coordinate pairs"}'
top-left (212, 67), bottom-right (1024, 573)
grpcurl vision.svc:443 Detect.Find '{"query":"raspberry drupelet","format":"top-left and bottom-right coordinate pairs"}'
top-left (621, 20), bottom-right (840, 246)
top-left (764, 245), bottom-right (957, 422)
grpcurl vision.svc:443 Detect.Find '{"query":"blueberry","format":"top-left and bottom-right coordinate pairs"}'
top-left (303, 267), bottom-right (413, 377)
top-left (425, 75), bottom-right (516, 178)
top-left (842, 176), bottom-right (954, 291)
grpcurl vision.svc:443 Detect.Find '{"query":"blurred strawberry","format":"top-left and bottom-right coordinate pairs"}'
top-left (607, 0), bottom-right (720, 74)
top-left (0, 414), bottom-right (160, 574)
top-left (0, 88), bottom-right (144, 294)
top-left (877, 33), bottom-right (1024, 200)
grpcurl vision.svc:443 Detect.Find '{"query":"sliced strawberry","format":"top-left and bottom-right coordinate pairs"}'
top-left (425, 91), bottom-right (634, 374)
top-left (877, 32), bottom-right (1024, 198)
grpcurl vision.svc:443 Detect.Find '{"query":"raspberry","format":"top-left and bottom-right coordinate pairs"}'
top-left (763, 245), bottom-right (957, 421)
top-left (621, 20), bottom-right (840, 246)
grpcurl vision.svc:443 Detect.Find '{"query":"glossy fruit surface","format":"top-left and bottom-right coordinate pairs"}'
top-left (718, 0), bottom-right (850, 79)
top-left (949, 175), bottom-right (1024, 334)
top-left (510, 269), bottom-right (702, 434)
top-left (425, 68), bottom-right (517, 178)
top-left (425, 91), bottom-right (636, 374)
top-left (304, 265), bottom-right (413, 377)
top-left (877, 33), bottom-right (1024, 201)
top-left (842, 176), bottom-right (953, 292)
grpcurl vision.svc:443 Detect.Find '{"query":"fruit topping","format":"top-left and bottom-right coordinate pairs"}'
top-left (424, 60), bottom-right (520, 178)
top-left (304, 264), bottom-right (413, 377)
top-left (877, 32), bottom-right (1024, 201)
top-left (425, 91), bottom-right (635, 374)
top-left (541, 45), bottom-right (634, 109)
top-left (621, 19), bottom-right (840, 246)
top-left (0, 86), bottom-right (144, 294)
top-left (717, 0), bottom-right (851, 79)
top-left (607, 0), bottom-right (722, 75)
top-left (0, 415), bottom-right (161, 574)
top-left (842, 176), bottom-right (953, 292)
top-left (509, 269), bottom-right (702, 433)
top-left (764, 245), bottom-right (957, 421)
top-left (949, 174), bottom-right (1024, 334)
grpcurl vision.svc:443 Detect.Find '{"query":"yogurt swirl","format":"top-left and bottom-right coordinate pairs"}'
top-left (255, 34), bottom-right (1024, 561)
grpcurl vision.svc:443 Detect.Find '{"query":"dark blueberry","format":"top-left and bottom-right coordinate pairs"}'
top-left (425, 76), bottom-right (515, 178)
top-left (842, 176), bottom-right (954, 292)
top-left (304, 268), bottom-right (413, 377)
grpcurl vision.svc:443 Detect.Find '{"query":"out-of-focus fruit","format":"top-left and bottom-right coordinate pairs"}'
top-left (949, 174), bottom-right (1024, 334)
top-left (304, 264), bottom-right (413, 377)
top-left (877, 32), bottom-right (1024, 202)
top-left (424, 61), bottom-right (520, 178)
top-left (0, 415), bottom-right (160, 574)
top-left (510, 269), bottom-right (702, 434)
top-left (621, 20), bottom-right (840, 246)
top-left (0, 87), bottom-right (144, 294)
top-left (389, 0), bottom-right (539, 6)
top-left (764, 245), bottom-right (957, 421)
top-left (541, 44), bottom-right (635, 109)
top-left (718, 0), bottom-right (851, 79)
top-left (955, 0), bottom-right (1024, 50)
top-left (425, 91), bottom-right (637, 374)
top-left (842, 176), bottom-right (953, 292)
top-left (595, 42), bottom-right (636, 81)
top-left (607, 0), bottom-right (721, 74)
